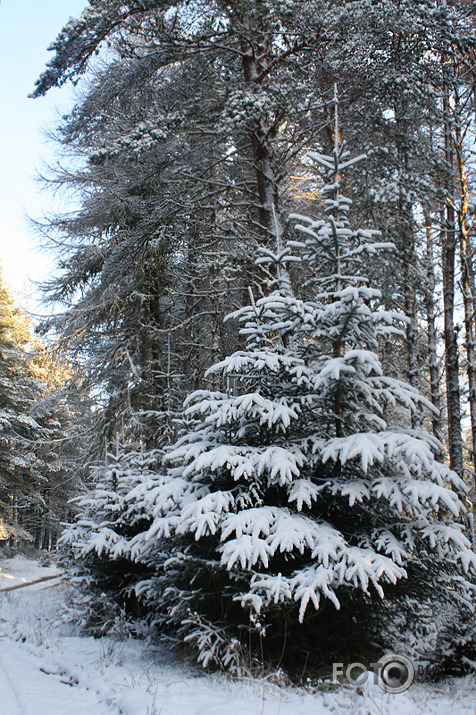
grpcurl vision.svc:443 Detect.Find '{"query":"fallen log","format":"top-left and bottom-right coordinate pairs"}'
top-left (0, 573), bottom-right (62, 593)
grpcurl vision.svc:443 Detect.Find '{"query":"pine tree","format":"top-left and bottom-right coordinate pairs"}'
top-left (32, 0), bottom-right (334, 437)
top-left (36, 59), bottom-right (231, 445)
top-left (123, 97), bottom-right (476, 673)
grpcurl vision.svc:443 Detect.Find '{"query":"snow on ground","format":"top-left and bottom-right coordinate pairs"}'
top-left (0, 555), bottom-right (475, 715)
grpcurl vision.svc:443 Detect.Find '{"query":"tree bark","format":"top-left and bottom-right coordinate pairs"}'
top-left (441, 76), bottom-right (464, 478)
top-left (453, 91), bottom-right (476, 494)
top-left (423, 212), bottom-right (442, 442)
top-left (237, 14), bottom-right (283, 247)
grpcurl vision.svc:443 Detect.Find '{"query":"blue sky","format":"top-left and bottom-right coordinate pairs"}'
top-left (0, 0), bottom-right (87, 307)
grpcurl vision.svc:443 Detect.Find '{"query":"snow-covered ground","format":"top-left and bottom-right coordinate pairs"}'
top-left (0, 555), bottom-right (475, 715)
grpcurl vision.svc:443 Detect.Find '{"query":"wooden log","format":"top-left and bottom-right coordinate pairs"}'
top-left (0, 573), bottom-right (62, 593)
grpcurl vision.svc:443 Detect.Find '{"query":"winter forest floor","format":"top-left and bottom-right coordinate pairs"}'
top-left (0, 556), bottom-right (475, 715)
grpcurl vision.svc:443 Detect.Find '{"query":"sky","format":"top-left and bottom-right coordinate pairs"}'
top-left (0, 0), bottom-right (87, 311)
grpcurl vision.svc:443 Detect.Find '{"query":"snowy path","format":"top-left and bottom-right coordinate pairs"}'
top-left (0, 555), bottom-right (476, 714)
top-left (0, 652), bottom-right (23, 715)
top-left (0, 639), bottom-right (117, 715)
top-left (0, 556), bottom-right (119, 714)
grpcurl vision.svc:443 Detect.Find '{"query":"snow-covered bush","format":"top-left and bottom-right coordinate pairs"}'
top-left (372, 587), bottom-right (476, 681)
top-left (124, 101), bottom-right (476, 674)
top-left (60, 443), bottom-right (163, 635)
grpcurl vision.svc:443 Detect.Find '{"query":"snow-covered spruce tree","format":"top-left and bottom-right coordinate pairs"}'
top-left (60, 441), bottom-right (165, 634)
top-left (129, 101), bottom-right (475, 674)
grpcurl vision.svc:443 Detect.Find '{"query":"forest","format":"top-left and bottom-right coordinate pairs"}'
top-left (2, 0), bottom-right (476, 681)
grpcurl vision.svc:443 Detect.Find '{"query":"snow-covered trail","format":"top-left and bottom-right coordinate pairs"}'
top-left (0, 639), bottom-right (117, 715)
top-left (0, 556), bottom-right (118, 714)
top-left (0, 652), bottom-right (23, 715)
top-left (1, 555), bottom-right (476, 715)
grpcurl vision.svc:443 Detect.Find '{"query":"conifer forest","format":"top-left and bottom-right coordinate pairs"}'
top-left (4, 0), bottom-right (476, 689)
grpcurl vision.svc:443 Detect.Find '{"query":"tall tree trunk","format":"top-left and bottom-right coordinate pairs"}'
top-left (238, 17), bottom-right (283, 247)
top-left (453, 92), bottom-right (476, 494)
top-left (395, 114), bottom-right (420, 425)
top-left (424, 212), bottom-right (442, 442)
top-left (441, 77), bottom-right (464, 478)
top-left (183, 229), bottom-right (201, 393)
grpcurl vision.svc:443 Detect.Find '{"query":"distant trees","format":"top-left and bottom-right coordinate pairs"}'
top-left (0, 271), bottom-right (81, 549)
top-left (0, 273), bottom-right (43, 543)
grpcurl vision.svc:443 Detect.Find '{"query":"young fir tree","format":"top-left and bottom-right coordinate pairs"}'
top-left (69, 99), bottom-right (476, 672)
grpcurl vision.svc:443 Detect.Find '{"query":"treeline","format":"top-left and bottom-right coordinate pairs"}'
top-left (0, 275), bottom-right (84, 550)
